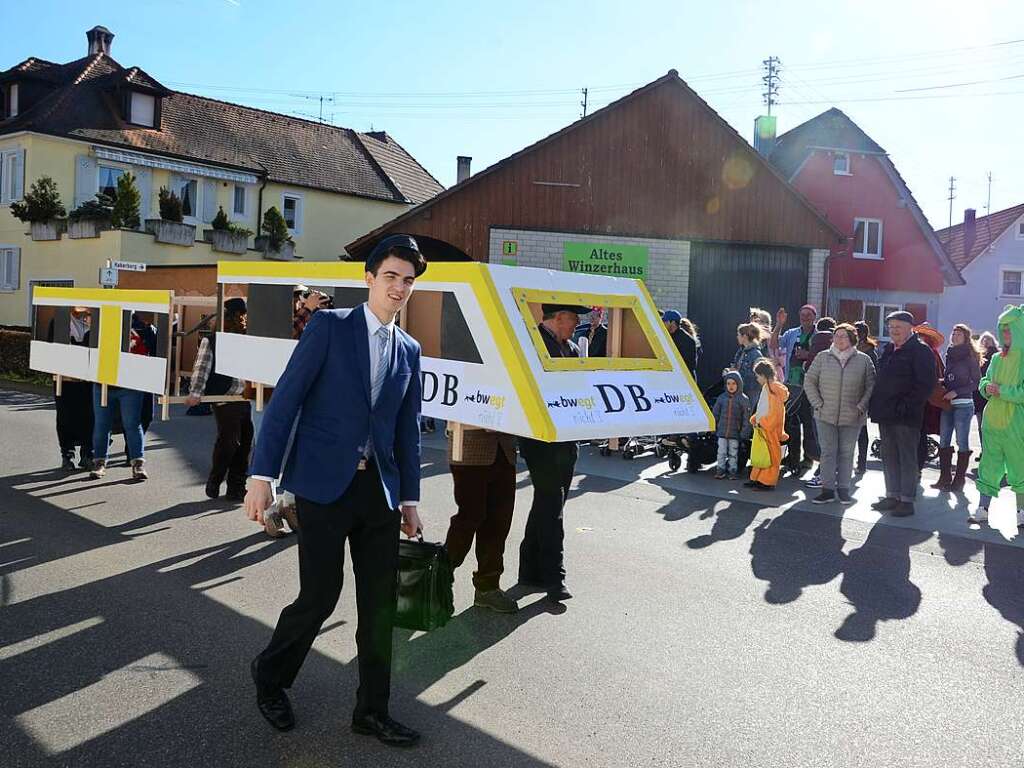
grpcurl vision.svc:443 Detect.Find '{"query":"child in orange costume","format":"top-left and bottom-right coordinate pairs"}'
top-left (745, 359), bottom-right (790, 489)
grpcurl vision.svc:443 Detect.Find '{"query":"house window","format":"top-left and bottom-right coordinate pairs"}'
top-left (175, 177), bottom-right (198, 218)
top-left (833, 152), bottom-right (850, 175)
top-left (8, 84), bottom-right (18, 118)
top-left (98, 165), bottom-right (124, 199)
top-left (863, 303), bottom-right (903, 340)
top-left (853, 218), bottom-right (883, 259)
top-left (233, 184), bottom-right (246, 216)
top-left (282, 193), bottom-right (302, 234)
top-left (1001, 269), bottom-right (1023, 298)
top-left (0, 246), bottom-right (21, 291)
top-left (0, 148), bottom-right (24, 204)
top-left (1017, 222), bottom-right (1024, 240)
top-left (129, 92), bottom-right (156, 127)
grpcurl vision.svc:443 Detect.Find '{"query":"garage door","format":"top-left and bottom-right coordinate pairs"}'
top-left (688, 242), bottom-right (808, 390)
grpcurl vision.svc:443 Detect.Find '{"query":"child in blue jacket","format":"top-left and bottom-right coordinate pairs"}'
top-left (712, 371), bottom-right (753, 479)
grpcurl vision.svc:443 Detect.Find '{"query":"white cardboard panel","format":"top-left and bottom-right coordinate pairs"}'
top-left (116, 352), bottom-right (167, 395)
top-left (29, 341), bottom-right (91, 380)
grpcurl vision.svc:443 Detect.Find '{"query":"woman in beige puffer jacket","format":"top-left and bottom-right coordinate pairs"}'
top-left (804, 323), bottom-right (876, 503)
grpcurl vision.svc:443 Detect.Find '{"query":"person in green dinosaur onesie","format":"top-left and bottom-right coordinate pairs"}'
top-left (970, 304), bottom-right (1024, 526)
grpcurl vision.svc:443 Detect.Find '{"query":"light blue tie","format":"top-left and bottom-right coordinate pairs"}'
top-left (365, 325), bottom-right (390, 459)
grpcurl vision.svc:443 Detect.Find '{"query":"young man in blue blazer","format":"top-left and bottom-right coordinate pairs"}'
top-left (245, 235), bottom-right (426, 747)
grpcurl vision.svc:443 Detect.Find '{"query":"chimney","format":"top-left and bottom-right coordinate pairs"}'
top-left (86, 25), bottom-right (114, 56)
top-left (963, 208), bottom-right (977, 257)
top-left (753, 115), bottom-right (777, 157)
top-left (456, 156), bottom-right (472, 184)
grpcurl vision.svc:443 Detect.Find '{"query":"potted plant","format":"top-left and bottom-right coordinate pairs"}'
top-left (110, 171), bottom-right (141, 230)
top-left (10, 176), bottom-right (66, 241)
top-left (68, 193), bottom-right (114, 239)
top-left (144, 187), bottom-right (195, 246)
top-left (203, 206), bottom-right (252, 254)
top-left (254, 206), bottom-right (296, 260)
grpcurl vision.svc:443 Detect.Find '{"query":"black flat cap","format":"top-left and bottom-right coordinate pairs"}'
top-left (542, 303), bottom-right (592, 316)
top-left (366, 234), bottom-right (426, 276)
top-left (885, 310), bottom-right (915, 325)
top-left (224, 297), bottom-right (247, 314)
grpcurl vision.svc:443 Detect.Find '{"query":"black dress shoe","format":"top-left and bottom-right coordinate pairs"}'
top-left (871, 497), bottom-right (898, 511)
top-left (205, 479), bottom-right (221, 499)
top-left (890, 502), bottom-right (915, 517)
top-left (251, 658), bottom-right (294, 731)
top-left (225, 486), bottom-right (246, 502)
top-left (547, 585), bottom-right (573, 602)
top-left (351, 713), bottom-right (420, 747)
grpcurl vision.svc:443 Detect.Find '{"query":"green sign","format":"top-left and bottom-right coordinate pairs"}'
top-left (502, 240), bottom-right (518, 256)
top-left (563, 242), bottom-right (648, 281)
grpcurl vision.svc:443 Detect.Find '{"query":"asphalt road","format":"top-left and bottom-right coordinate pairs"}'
top-left (2, 387), bottom-right (1024, 767)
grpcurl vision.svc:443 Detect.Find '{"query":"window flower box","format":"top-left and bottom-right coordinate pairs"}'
top-left (145, 218), bottom-right (196, 247)
top-left (204, 228), bottom-right (249, 255)
top-left (254, 235), bottom-right (297, 261)
top-left (29, 220), bottom-right (66, 241)
top-left (68, 219), bottom-right (109, 239)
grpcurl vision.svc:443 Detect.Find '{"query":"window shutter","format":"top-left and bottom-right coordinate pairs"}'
top-left (74, 154), bottom-right (98, 207)
top-left (905, 303), bottom-right (928, 325)
top-left (837, 299), bottom-right (863, 324)
top-left (202, 179), bottom-right (217, 223)
top-left (135, 168), bottom-right (152, 227)
top-left (0, 152), bottom-right (8, 205)
top-left (12, 149), bottom-right (24, 201)
top-left (2, 248), bottom-right (20, 291)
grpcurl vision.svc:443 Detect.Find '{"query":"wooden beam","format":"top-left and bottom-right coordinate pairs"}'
top-left (607, 308), bottom-right (623, 452)
top-left (54, 374), bottom-right (63, 397)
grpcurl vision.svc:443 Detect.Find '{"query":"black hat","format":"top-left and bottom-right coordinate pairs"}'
top-left (224, 297), bottom-right (247, 315)
top-left (542, 303), bottom-right (591, 316)
top-left (885, 310), bottom-right (915, 325)
top-left (366, 234), bottom-right (426, 276)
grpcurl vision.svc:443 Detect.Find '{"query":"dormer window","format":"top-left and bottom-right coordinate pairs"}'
top-left (129, 91), bottom-right (155, 127)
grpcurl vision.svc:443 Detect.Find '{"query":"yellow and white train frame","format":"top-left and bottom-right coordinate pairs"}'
top-left (216, 261), bottom-right (713, 442)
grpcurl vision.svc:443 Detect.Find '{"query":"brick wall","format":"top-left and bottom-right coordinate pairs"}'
top-left (489, 228), bottom-right (691, 314)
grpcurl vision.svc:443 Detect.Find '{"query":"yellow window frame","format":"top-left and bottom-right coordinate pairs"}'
top-left (512, 287), bottom-right (673, 372)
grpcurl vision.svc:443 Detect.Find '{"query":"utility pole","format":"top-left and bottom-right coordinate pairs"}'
top-left (947, 176), bottom-right (956, 228)
top-left (762, 57), bottom-right (781, 115)
top-left (985, 171), bottom-right (993, 215)
top-left (580, 87), bottom-right (588, 118)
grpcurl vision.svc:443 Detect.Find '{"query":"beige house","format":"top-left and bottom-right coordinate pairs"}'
top-left (0, 25), bottom-right (443, 327)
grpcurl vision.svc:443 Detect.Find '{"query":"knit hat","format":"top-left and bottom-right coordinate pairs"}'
top-left (662, 309), bottom-right (682, 323)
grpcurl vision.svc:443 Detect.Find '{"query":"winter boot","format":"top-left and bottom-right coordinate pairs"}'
top-left (949, 451), bottom-right (972, 492)
top-left (78, 449), bottom-right (94, 471)
top-left (931, 447), bottom-right (955, 490)
top-left (131, 459), bottom-right (148, 481)
top-left (60, 451), bottom-right (76, 471)
top-left (89, 459), bottom-right (107, 480)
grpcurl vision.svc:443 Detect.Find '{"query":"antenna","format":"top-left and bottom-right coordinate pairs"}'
top-left (947, 176), bottom-right (956, 228)
top-left (762, 57), bottom-right (781, 115)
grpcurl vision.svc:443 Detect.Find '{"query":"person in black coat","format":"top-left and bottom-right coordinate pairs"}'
top-left (48, 307), bottom-right (95, 470)
top-left (662, 309), bottom-right (698, 375)
top-left (867, 311), bottom-right (937, 517)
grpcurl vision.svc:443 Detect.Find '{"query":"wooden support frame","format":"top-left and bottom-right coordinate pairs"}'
top-left (607, 307), bottom-right (624, 452)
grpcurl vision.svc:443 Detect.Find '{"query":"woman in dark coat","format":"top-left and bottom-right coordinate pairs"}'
top-left (914, 324), bottom-right (945, 469)
top-left (48, 307), bottom-right (95, 470)
top-left (854, 321), bottom-right (878, 474)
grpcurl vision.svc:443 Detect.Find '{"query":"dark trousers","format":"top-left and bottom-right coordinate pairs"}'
top-left (256, 465), bottom-right (400, 718)
top-left (784, 386), bottom-right (820, 466)
top-left (518, 439), bottom-right (578, 588)
top-left (858, 425), bottom-right (870, 465)
top-left (209, 401), bottom-right (253, 491)
top-left (55, 380), bottom-right (94, 455)
top-left (879, 422), bottom-right (921, 502)
top-left (445, 452), bottom-right (516, 591)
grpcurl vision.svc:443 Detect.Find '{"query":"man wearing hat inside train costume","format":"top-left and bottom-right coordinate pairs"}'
top-left (518, 302), bottom-right (590, 603)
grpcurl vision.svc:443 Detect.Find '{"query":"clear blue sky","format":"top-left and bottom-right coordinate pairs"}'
top-left (8, 0), bottom-right (1024, 229)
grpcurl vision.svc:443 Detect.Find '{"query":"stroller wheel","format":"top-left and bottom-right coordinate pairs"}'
top-left (668, 453), bottom-right (681, 472)
top-left (870, 438), bottom-right (882, 459)
top-left (654, 445), bottom-right (666, 458)
top-left (623, 449), bottom-right (635, 460)
top-left (925, 436), bottom-right (939, 462)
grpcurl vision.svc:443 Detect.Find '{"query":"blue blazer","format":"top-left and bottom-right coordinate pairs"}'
top-left (250, 306), bottom-right (422, 508)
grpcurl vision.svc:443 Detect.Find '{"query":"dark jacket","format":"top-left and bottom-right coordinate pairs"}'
top-left (573, 322), bottom-right (607, 357)
top-left (731, 344), bottom-right (764, 404)
top-left (943, 343), bottom-right (981, 400)
top-left (672, 328), bottom-right (698, 374)
top-left (804, 330), bottom-right (834, 370)
top-left (712, 372), bottom-right (753, 440)
top-left (975, 347), bottom-right (997, 412)
top-left (868, 333), bottom-right (938, 426)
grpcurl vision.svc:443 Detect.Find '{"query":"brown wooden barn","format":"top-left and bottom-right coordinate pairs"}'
top-left (348, 70), bottom-right (844, 385)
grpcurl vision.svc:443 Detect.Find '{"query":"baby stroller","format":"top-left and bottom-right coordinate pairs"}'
top-left (673, 381), bottom-right (735, 474)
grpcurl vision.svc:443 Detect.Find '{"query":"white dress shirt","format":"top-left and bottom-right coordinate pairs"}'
top-left (253, 304), bottom-right (416, 508)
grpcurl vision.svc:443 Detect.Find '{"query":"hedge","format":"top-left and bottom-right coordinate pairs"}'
top-left (0, 329), bottom-right (32, 376)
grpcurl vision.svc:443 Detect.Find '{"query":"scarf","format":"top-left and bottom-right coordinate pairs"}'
top-left (829, 344), bottom-right (856, 366)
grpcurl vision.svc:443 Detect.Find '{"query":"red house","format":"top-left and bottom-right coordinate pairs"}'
top-left (766, 109), bottom-right (962, 338)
